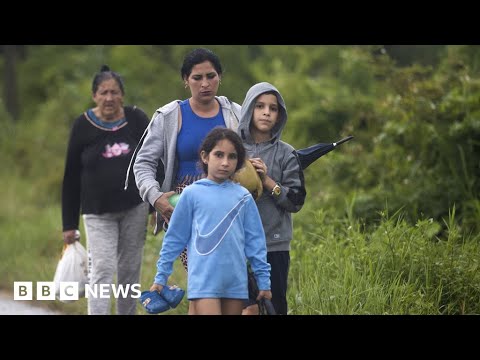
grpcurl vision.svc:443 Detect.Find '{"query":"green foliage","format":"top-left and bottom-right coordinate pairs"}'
top-left (302, 45), bottom-right (480, 232)
top-left (290, 206), bottom-right (480, 314)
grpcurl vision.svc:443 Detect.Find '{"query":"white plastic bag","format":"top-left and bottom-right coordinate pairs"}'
top-left (53, 241), bottom-right (88, 302)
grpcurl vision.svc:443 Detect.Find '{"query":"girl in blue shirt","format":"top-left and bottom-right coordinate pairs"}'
top-left (150, 128), bottom-right (271, 315)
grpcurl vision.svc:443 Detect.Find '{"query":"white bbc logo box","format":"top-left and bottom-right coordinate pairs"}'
top-left (14, 281), bottom-right (80, 301)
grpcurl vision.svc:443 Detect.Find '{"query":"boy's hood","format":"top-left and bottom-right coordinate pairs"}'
top-left (238, 82), bottom-right (287, 145)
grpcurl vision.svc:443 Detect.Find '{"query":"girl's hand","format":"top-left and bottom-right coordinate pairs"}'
top-left (257, 290), bottom-right (272, 301)
top-left (150, 283), bottom-right (164, 293)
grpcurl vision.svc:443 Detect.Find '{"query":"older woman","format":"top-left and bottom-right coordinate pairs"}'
top-left (62, 65), bottom-right (151, 315)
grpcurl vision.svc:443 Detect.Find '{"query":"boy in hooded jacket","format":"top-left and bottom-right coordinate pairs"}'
top-left (238, 82), bottom-right (306, 315)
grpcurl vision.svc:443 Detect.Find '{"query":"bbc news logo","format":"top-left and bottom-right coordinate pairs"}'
top-left (14, 282), bottom-right (141, 301)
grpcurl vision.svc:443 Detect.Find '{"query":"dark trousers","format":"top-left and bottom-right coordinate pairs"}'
top-left (267, 251), bottom-right (290, 315)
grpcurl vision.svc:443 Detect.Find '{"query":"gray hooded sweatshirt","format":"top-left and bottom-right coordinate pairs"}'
top-left (238, 82), bottom-right (306, 252)
top-left (132, 96), bottom-right (240, 207)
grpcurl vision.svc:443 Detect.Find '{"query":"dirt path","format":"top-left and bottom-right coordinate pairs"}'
top-left (0, 291), bottom-right (62, 315)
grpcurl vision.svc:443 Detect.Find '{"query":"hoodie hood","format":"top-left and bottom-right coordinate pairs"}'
top-left (238, 82), bottom-right (287, 145)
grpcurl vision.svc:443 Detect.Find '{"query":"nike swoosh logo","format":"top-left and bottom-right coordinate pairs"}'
top-left (194, 194), bottom-right (250, 255)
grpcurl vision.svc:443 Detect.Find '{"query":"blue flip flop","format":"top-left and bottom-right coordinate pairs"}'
top-left (160, 285), bottom-right (185, 308)
top-left (139, 290), bottom-right (170, 314)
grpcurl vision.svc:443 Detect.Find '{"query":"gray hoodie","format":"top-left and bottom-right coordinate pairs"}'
top-left (238, 82), bottom-right (306, 252)
top-left (132, 96), bottom-right (240, 207)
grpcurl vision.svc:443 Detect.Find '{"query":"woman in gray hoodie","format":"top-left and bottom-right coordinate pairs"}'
top-left (238, 82), bottom-right (306, 315)
top-left (131, 48), bottom-right (240, 314)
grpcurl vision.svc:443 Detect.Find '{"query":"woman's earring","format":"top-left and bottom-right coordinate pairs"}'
top-left (184, 82), bottom-right (188, 89)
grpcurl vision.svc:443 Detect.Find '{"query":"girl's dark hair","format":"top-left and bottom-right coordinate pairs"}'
top-left (92, 64), bottom-right (125, 95)
top-left (199, 127), bottom-right (245, 174)
top-left (181, 48), bottom-right (223, 80)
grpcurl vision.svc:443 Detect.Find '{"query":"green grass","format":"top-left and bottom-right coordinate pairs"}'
top-left (288, 205), bottom-right (480, 314)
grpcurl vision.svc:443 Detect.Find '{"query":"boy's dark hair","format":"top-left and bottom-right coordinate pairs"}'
top-left (199, 127), bottom-right (245, 174)
top-left (92, 64), bottom-right (125, 95)
top-left (181, 48), bottom-right (223, 80)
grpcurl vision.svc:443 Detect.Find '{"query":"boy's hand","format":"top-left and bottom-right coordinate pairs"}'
top-left (249, 158), bottom-right (267, 180)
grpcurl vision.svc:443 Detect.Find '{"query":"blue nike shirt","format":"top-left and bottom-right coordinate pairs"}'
top-left (154, 179), bottom-right (271, 300)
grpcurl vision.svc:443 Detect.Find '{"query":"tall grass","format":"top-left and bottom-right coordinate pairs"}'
top-left (289, 203), bottom-right (480, 314)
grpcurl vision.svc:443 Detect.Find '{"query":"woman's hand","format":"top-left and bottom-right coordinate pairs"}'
top-left (154, 191), bottom-right (176, 220)
top-left (63, 229), bottom-right (80, 244)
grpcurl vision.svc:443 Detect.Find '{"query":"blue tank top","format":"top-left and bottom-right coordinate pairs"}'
top-left (176, 99), bottom-right (226, 184)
